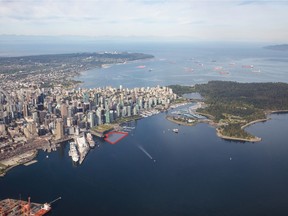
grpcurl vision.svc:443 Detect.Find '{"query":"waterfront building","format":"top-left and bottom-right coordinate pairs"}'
top-left (105, 110), bottom-right (110, 124)
top-left (96, 108), bottom-right (102, 125)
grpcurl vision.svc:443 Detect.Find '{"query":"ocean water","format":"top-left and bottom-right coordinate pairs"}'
top-left (1, 42), bottom-right (288, 216)
top-left (73, 42), bottom-right (288, 88)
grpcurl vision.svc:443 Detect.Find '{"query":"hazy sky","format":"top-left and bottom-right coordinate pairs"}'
top-left (0, 0), bottom-right (287, 42)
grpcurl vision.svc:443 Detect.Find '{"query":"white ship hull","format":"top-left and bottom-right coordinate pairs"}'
top-left (86, 132), bottom-right (95, 148)
top-left (69, 141), bottom-right (79, 163)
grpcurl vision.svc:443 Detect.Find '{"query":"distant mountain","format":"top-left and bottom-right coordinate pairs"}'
top-left (264, 44), bottom-right (288, 51)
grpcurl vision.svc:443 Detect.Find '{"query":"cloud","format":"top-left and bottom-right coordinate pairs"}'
top-left (238, 0), bottom-right (288, 5)
top-left (0, 0), bottom-right (287, 42)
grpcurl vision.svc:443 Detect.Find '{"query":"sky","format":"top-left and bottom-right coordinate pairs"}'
top-left (0, 0), bottom-right (288, 42)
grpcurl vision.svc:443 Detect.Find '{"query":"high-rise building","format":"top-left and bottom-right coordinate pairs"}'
top-left (55, 118), bottom-right (64, 140)
top-left (23, 102), bottom-right (29, 117)
top-left (88, 111), bottom-right (95, 128)
top-left (105, 110), bottom-right (110, 124)
top-left (96, 108), bottom-right (102, 125)
top-left (60, 103), bottom-right (68, 118)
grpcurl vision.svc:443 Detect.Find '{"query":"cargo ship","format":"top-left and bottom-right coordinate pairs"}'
top-left (0, 197), bottom-right (58, 216)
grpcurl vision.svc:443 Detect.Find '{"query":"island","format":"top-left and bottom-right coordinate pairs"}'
top-left (263, 44), bottom-right (288, 51)
top-left (169, 81), bottom-right (288, 142)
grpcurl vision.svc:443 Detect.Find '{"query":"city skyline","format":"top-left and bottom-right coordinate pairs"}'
top-left (0, 0), bottom-right (288, 42)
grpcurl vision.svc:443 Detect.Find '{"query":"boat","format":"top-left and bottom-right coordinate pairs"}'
top-left (69, 141), bottom-right (79, 163)
top-left (242, 65), bottom-right (254, 68)
top-left (0, 197), bottom-right (52, 216)
top-left (86, 132), bottom-right (95, 148)
top-left (75, 135), bottom-right (90, 164)
top-left (172, 128), bottom-right (179, 133)
top-left (136, 65), bottom-right (146, 69)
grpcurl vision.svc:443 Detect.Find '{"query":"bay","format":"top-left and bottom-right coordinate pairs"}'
top-left (1, 42), bottom-right (288, 216)
top-left (1, 112), bottom-right (288, 215)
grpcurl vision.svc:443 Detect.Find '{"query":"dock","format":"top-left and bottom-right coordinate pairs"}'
top-left (0, 197), bottom-right (52, 216)
top-left (24, 160), bottom-right (38, 166)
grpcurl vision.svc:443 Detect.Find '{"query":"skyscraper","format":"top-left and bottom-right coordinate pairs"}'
top-left (55, 118), bottom-right (64, 140)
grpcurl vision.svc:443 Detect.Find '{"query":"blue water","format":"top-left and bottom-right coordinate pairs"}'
top-left (74, 42), bottom-right (288, 88)
top-left (1, 113), bottom-right (288, 215)
top-left (1, 42), bottom-right (288, 215)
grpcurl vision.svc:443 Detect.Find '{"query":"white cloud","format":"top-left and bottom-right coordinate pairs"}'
top-left (0, 0), bottom-right (287, 42)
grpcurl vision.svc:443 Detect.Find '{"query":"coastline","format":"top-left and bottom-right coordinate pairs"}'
top-left (0, 150), bottom-right (38, 177)
top-left (165, 111), bottom-right (283, 143)
top-left (166, 116), bottom-right (197, 126)
top-left (240, 118), bottom-right (270, 130)
top-left (216, 128), bottom-right (262, 142)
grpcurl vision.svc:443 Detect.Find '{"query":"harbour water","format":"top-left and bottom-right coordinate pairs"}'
top-left (1, 42), bottom-right (288, 215)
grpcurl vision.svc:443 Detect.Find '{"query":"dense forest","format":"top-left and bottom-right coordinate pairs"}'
top-left (168, 85), bottom-right (195, 96)
top-left (195, 81), bottom-right (288, 111)
top-left (169, 81), bottom-right (288, 141)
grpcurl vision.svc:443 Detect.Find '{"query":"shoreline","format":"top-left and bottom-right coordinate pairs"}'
top-left (0, 150), bottom-right (38, 177)
top-left (165, 109), bottom-right (288, 142)
top-left (166, 116), bottom-right (197, 126)
top-left (240, 118), bottom-right (270, 130)
top-left (216, 128), bottom-right (262, 142)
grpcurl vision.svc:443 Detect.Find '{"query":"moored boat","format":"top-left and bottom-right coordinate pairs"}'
top-left (69, 141), bottom-right (79, 163)
top-left (86, 132), bottom-right (95, 148)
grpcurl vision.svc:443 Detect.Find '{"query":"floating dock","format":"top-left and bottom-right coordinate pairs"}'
top-left (104, 131), bottom-right (128, 144)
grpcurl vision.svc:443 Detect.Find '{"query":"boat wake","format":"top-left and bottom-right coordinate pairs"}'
top-left (138, 145), bottom-right (153, 160)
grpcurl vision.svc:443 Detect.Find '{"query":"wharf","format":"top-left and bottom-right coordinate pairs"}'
top-left (24, 159), bottom-right (38, 166)
top-left (0, 198), bottom-right (51, 216)
top-left (53, 136), bottom-right (73, 144)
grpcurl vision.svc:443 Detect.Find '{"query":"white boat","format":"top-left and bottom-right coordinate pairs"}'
top-left (86, 132), bottom-right (95, 148)
top-left (172, 128), bottom-right (179, 133)
top-left (69, 141), bottom-right (79, 162)
top-left (76, 135), bottom-right (90, 164)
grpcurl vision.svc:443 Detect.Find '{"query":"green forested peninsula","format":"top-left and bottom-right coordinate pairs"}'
top-left (169, 81), bottom-right (288, 141)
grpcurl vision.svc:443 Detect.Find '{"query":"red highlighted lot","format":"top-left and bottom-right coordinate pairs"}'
top-left (104, 131), bottom-right (128, 144)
